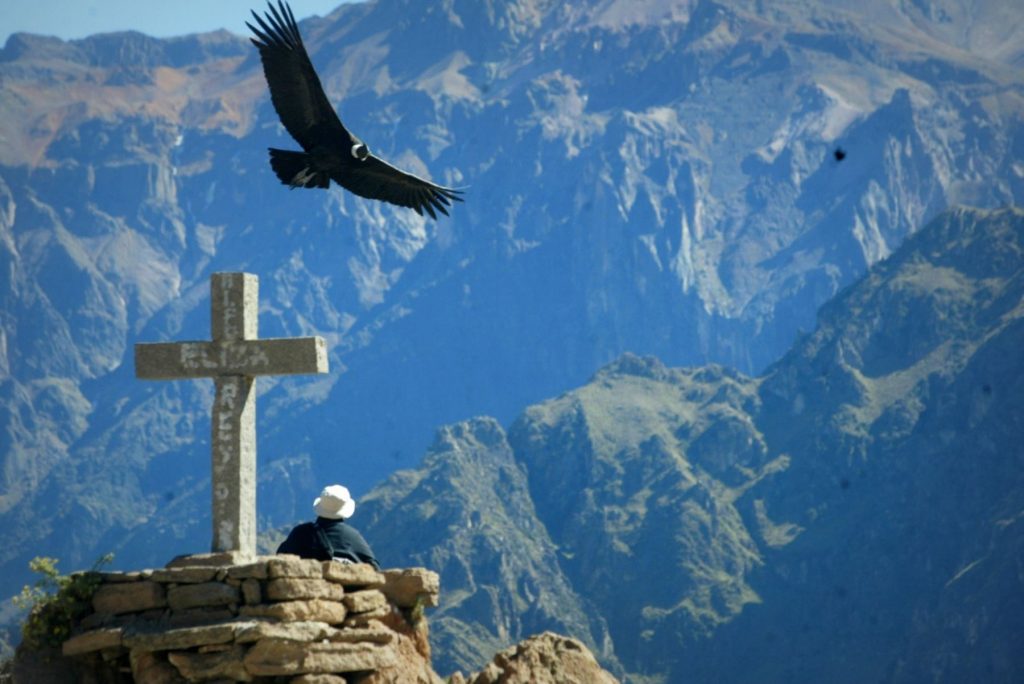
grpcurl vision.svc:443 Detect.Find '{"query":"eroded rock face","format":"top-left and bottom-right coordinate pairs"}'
top-left (462, 632), bottom-right (619, 684)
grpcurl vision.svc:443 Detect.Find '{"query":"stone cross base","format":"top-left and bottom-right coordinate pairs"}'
top-left (59, 556), bottom-right (440, 682)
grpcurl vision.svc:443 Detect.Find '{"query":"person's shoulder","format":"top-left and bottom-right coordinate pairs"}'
top-left (284, 521), bottom-right (317, 539)
top-left (341, 523), bottom-right (371, 545)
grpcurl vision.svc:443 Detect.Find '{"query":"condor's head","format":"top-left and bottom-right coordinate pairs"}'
top-left (351, 142), bottom-right (369, 161)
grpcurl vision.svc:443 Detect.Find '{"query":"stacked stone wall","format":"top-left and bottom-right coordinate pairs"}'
top-left (58, 553), bottom-right (441, 683)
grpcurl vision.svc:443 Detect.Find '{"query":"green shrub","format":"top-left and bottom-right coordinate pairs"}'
top-left (14, 554), bottom-right (113, 649)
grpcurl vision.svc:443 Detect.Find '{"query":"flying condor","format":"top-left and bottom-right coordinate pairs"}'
top-left (247, 1), bottom-right (463, 219)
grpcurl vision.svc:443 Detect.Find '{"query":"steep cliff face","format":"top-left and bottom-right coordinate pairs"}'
top-left (1, 0), bottom-right (1022, 656)
top-left (359, 207), bottom-right (1024, 682)
top-left (356, 417), bottom-right (621, 676)
top-left (508, 358), bottom-right (769, 675)
top-left (717, 206), bottom-right (1024, 683)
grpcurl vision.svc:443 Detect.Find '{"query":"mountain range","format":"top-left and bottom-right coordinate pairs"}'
top-left (1, 0), bottom-right (1022, 679)
top-left (358, 205), bottom-right (1024, 682)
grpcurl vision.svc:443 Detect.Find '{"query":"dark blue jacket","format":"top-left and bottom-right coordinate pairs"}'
top-left (277, 517), bottom-right (380, 570)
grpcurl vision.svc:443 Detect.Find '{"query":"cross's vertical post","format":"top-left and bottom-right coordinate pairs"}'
top-left (135, 272), bottom-right (329, 559)
top-left (210, 273), bottom-right (258, 555)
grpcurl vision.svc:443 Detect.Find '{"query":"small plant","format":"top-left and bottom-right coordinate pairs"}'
top-left (408, 594), bottom-right (427, 625)
top-left (14, 554), bottom-right (113, 649)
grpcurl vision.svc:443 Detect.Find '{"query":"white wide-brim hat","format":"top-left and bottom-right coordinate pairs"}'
top-left (314, 484), bottom-right (356, 520)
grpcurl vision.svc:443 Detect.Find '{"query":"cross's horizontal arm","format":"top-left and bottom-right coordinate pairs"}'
top-left (135, 337), bottom-right (328, 380)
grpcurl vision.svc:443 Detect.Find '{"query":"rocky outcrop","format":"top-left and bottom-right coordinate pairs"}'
top-left (454, 632), bottom-right (618, 684)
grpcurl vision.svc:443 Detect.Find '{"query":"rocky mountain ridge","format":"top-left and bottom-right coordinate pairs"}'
top-left (355, 206), bottom-right (1024, 681)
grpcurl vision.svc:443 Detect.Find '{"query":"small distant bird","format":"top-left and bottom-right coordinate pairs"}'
top-left (833, 147), bottom-right (847, 162)
top-left (247, 1), bottom-right (463, 219)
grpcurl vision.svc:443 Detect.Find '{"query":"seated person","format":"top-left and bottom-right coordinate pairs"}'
top-left (277, 484), bottom-right (380, 569)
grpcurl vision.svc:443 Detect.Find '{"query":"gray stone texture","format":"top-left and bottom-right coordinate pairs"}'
top-left (166, 606), bottom-right (236, 628)
top-left (290, 675), bottom-right (349, 684)
top-left (465, 632), bottom-right (620, 684)
top-left (243, 638), bottom-right (395, 676)
top-left (329, 624), bottom-right (395, 646)
top-left (61, 627), bottom-right (123, 656)
top-left (130, 649), bottom-right (187, 684)
top-left (92, 581), bottom-right (167, 615)
top-left (167, 551), bottom-right (255, 568)
top-left (238, 599), bottom-right (347, 624)
top-left (266, 578), bottom-right (345, 602)
top-left (134, 273), bottom-right (328, 556)
top-left (123, 621), bottom-right (244, 651)
top-left (322, 562), bottom-right (385, 587)
top-left (235, 621), bottom-right (340, 644)
top-left (227, 561), bottom-right (270, 580)
top-left (150, 566), bottom-right (220, 584)
top-left (167, 581), bottom-right (240, 611)
top-left (380, 569), bottom-right (440, 608)
top-left (167, 644), bottom-right (252, 681)
top-left (242, 578), bottom-right (262, 605)
top-left (268, 556), bottom-right (325, 579)
top-left (343, 590), bottom-right (388, 615)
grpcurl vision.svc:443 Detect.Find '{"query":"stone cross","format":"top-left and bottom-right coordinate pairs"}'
top-left (135, 272), bottom-right (328, 557)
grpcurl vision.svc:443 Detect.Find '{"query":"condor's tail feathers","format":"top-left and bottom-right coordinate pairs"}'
top-left (268, 148), bottom-right (329, 189)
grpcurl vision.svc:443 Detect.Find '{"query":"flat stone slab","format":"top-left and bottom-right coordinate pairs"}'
top-left (239, 599), bottom-right (346, 624)
top-left (62, 627), bottom-right (123, 656)
top-left (235, 621), bottom-right (340, 644)
top-left (123, 620), bottom-right (252, 651)
top-left (328, 624), bottom-right (394, 646)
top-left (290, 674), bottom-right (349, 684)
top-left (242, 578), bottom-right (262, 605)
top-left (380, 569), bottom-right (440, 608)
top-left (227, 561), bottom-right (270, 580)
top-left (167, 582), bottom-right (240, 611)
top-left (322, 563), bottom-right (385, 588)
top-left (96, 571), bottom-right (151, 583)
top-left (92, 581), bottom-right (167, 615)
top-left (343, 590), bottom-right (387, 615)
top-left (167, 552), bottom-right (255, 568)
top-left (167, 606), bottom-right (236, 628)
top-left (342, 605), bottom-right (392, 629)
top-left (243, 638), bottom-right (396, 676)
top-left (266, 578), bottom-right (345, 602)
top-left (168, 643), bottom-right (251, 682)
top-left (130, 649), bottom-right (184, 683)
top-left (151, 567), bottom-right (222, 584)
top-left (268, 557), bottom-right (325, 579)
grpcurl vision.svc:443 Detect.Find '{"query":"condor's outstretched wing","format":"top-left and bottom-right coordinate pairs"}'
top-left (334, 154), bottom-right (465, 220)
top-left (247, 1), bottom-right (349, 150)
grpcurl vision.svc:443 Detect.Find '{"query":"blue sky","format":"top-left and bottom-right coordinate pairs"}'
top-left (2, 0), bottom-right (353, 44)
